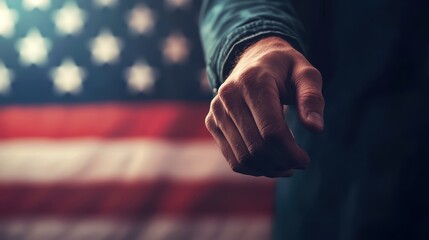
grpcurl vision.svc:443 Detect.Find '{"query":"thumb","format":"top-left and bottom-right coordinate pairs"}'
top-left (293, 66), bottom-right (325, 132)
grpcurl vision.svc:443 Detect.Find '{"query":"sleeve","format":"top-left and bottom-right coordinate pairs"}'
top-left (199, 0), bottom-right (306, 93)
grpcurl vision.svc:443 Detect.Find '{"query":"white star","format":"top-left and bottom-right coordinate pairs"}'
top-left (50, 58), bottom-right (86, 94)
top-left (16, 29), bottom-right (51, 66)
top-left (93, 0), bottom-right (118, 8)
top-left (165, 0), bottom-right (191, 9)
top-left (53, 1), bottom-right (86, 36)
top-left (125, 60), bottom-right (157, 93)
top-left (162, 32), bottom-right (190, 64)
top-left (0, 61), bottom-right (13, 95)
top-left (0, 2), bottom-right (18, 38)
top-left (126, 5), bottom-right (155, 35)
top-left (23, 0), bottom-right (51, 11)
top-left (89, 30), bottom-right (122, 65)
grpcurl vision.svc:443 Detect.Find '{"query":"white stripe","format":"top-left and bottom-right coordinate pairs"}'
top-left (0, 139), bottom-right (253, 182)
top-left (0, 217), bottom-right (272, 240)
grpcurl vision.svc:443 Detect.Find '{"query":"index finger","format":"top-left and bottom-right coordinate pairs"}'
top-left (240, 73), bottom-right (310, 168)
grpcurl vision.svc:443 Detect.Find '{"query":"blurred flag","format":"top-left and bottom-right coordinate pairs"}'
top-left (0, 0), bottom-right (275, 239)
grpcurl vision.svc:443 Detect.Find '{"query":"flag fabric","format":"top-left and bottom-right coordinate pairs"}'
top-left (0, 1), bottom-right (275, 239)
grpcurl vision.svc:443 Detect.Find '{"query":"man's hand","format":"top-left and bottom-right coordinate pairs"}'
top-left (205, 37), bottom-right (325, 178)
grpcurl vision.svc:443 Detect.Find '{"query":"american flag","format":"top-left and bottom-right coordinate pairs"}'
top-left (0, 0), bottom-right (275, 239)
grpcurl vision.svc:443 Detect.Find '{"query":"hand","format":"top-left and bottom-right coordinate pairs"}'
top-left (205, 37), bottom-right (325, 178)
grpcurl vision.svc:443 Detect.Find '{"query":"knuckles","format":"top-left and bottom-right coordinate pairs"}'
top-left (247, 141), bottom-right (267, 159)
top-left (204, 113), bottom-right (215, 131)
top-left (217, 82), bottom-right (238, 102)
top-left (259, 122), bottom-right (285, 143)
top-left (299, 89), bottom-right (325, 107)
top-left (258, 49), bottom-right (296, 66)
top-left (237, 66), bottom-right (274, 88)
top-left (217, 82), bottom-right (241, 112)
top-left (209, 96), bottom-right (224, 119)
top-left (294, 66), bottom-right (323, 87)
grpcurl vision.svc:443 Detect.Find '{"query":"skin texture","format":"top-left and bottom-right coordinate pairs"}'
top-left (205, 37), bottom-right (325, 178)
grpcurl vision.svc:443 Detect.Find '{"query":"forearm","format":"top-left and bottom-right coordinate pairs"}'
top-left (199, 0), bottom-right (306, 91)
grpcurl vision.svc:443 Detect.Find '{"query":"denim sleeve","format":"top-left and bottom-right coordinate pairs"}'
top-left (199, 0), bottom-right (306, 93)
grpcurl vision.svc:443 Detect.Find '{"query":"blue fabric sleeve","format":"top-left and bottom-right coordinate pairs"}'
top-left (199, 0), bottom-right (306, 93)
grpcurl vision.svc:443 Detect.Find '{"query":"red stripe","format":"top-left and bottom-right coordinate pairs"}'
top-left (0, 180), bottom-right (275, 219)
top-left (0, 102), bottom-right (211, 139)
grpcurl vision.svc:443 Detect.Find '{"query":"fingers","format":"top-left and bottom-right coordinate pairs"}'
top-left (205, 111), bottom-right (261, 176)
top-left (207, 94), bottom-right (294, 178)
top-left (292, 57), bottom-right (325, 133)
top-left (217, 86), bottom-right (295, 176)
top-left (239, 72), bottom-right (310, 169)
top-left (203, 37), bottom-right (325, 178)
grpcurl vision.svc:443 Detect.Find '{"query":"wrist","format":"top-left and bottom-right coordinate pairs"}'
top-left (230, 37), bottom-right (295, 79)
top-left (240, 36), bottom-right (294, 61)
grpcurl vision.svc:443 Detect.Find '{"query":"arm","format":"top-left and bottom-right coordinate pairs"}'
top-left (200, 0), bottom-right (306, 91)
top-left (200, 0), bottom-right (325, 177)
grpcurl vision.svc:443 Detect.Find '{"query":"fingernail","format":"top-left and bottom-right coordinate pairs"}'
top-left (307, 112), bottom-right (324, 130)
